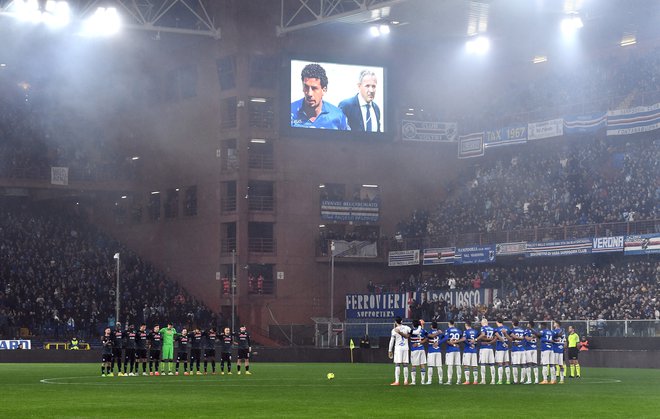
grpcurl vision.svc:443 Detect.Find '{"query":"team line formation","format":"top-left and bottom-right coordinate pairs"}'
top-left (388, 317), bottom-right (583, 386)
top-left (100, 322), bottom-right (252, 377)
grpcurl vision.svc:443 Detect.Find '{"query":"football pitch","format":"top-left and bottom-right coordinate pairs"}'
top-left (1, 363), bottom-right (659, 418)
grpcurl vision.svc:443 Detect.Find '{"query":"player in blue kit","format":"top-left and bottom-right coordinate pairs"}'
top-left (477, 318), bottom-right (496, 385)
top-left (409, 319), bottom-right (428, 385)
top-left (538, 322), bottom-right (555, 384)
top-left (459, 320), bottom-right (479, 385)
top-left (524, 321), bottom-right (540, 384)
top-left (444, 320), bottom-right (463, 385)
top-left (509, 319), bottom-right (527, 384)
top-left (425, 321), bottom-right (447, 385)
top-left (552, 321), bottom-right (566, 384)
top-left (494, 318), bottom-right (512, 384)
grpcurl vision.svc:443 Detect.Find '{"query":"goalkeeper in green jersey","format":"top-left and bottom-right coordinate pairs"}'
top-left (159, 323), bottom-right (177, 375)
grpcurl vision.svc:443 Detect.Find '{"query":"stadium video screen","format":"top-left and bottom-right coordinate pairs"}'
top-left (288, 59), bottom-right (386, 135)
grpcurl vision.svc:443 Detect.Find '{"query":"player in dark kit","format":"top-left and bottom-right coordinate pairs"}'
top-left (219, 327), bottom-right (234, 375)
top-left (148, 325), bottom-right (163, 376)
top-left (123, 324), bottom-right (138, 376)
top-left (136, 324), bottom-right (149, 376)
top-left (111, 322), bottom-right (124, 376)
top-left (203, 327), bottom-right (218, 375)
top-left (236, 325), bottom-right (252, 375)
top-left (101, 328), bottom-right (113, 377)
top-left (175, 328), bottom-right (190, 375)
top-left (190, 327), bottom-right (204, 375)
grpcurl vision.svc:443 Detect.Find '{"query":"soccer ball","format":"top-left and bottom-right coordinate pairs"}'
top-left (327, 372), bottom-right (335, 380)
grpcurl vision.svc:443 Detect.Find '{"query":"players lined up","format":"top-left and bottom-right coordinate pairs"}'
top-left (101, 322), bottom-right (252, 377)
top-left (389, 317), bottom-right (579, 386)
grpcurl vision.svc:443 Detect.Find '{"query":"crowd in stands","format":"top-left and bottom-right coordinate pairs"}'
top-left (0, 82), bottom-right (135, 183)
top-left (397, 135), bottom-right (659, 241)
top-left (451, 46), bottom-right (660, 129)
top-left (0, 200), bottom-right (216, 340)
top-left (378, 256), bottom-right (659, 322)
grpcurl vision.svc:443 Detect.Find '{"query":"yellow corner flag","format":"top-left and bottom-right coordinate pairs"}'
top-left (350, 339), bottom-right (355, 350)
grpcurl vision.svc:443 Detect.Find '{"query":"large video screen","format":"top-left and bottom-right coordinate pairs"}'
top-left (289, 59), bottom-right (386, 134)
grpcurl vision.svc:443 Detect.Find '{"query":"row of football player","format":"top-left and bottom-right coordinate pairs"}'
top-left (388, 317), bottom-right (581, 386)
top-left (100, 322), bottom-right (252, 377)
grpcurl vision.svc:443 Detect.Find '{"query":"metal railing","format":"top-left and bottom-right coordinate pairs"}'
top-left (248, 152), bottom-right (274, 170)
top-left (248, 195), bottom-right (274, 212)
top-left (393, 219), bottom-right (660, 250)
top-left (248, 237), bottom-right (276, 254)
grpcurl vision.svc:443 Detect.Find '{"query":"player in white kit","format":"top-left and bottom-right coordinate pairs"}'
top-left (388, 316), bottom-right (412, 386)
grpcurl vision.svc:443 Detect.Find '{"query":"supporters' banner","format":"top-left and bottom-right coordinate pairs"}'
top-left (332, 240), bottom-right (378, 258)
top-left (526, 238), bottom-right (591, 257)
top-left (624, 234), bottom-right (660, 255)
top-left (455, 245), bottom-right (496, 265)
top-left (422, 247), bottom-right (456, 265)
top-left (345, 293), bottom-right (409, 319)
top-left (496, 242), bottom-right (527, 256)
top-left (484, 124), bottom-right (527, 148)
top-left (402, 120), bottom-right (458, 142)
top-left (320, 200), bottom-right (379, 222)
top-left (0, 340), bottom-right (31, 350)
top-left (50, 167), bottom-right (69, 186)
top-left (458, 132), bottom-right (485, 158)
top-left (564, 112), bottom-right (607, 134)
top-left (607, 102), bottom-right (660, 136)
top-left (388, 250), bottom-right (420, 266)
top-left (418, 288), bottom-right (494, 308)
top-left (528, 118), bottom-right (564, 140)
top-left (592, 236), bottom-right (624, 253)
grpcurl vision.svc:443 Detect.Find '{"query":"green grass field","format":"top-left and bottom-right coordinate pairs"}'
top-left (1, 363), bottom-right (659, 418)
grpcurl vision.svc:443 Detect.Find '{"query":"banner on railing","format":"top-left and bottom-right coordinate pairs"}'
top-left (496, 242), bottom-right (527, 256)
top-left (484, 124), bottom-right (527, 148)
top-left (458, 132), bottom-right (485, 158)
top-left (624, 233), bottom-right (660, 255)
top-left (607, 102), bottom-right (660, 136)
top-left (332, 240), bottom-right (378, 258)
top-left (402, 120), bottom-right (458, 142)
top-left (418, 288), bottom-right (494, 308)
top-left (564, 112), bottom-right (607, 134)
top-left (320, 200), bottom-right (379, 222)
top-left (388, 250), bottom-right (420, 266)
top-left (346, 293), bottom-right (410, 319)
top-left (455, 245), bottom-right (496, 264)
top-left (422, 247), bottom-right (456, 265)
top-left (526, 238), bottom-right (592, 257)
top-left (0, 340), bottom-right (31, 350)
top-left (51, 167), bottom-right (69, 186)
top-left (528, 118), bottom-right (564, 140)
top-left (592, 236), bottom-right (624, 253)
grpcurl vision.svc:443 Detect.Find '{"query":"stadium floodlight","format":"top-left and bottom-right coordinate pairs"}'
top-left (466, 36), bottom-right (490, 54)
top-left (14, 0), bottom-right (42, 23)
top-left (560, 15), bottom-right (583, 36)
top-left (620, 34), bottom-right (636, 47)
top-left (369, 25), bottom-right (380, 37)
top-left (80, 6), bottom-right (121, 36)
top-left (43, 1), bottom-right (70, 28)
top-left (532, 55), bottom-right (548, 64)
top-left (379, 24), bottom-right (390, 35)
top-left (12, 0), bottom-right (70, 27)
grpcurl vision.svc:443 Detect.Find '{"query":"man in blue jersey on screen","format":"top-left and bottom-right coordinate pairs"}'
top-left (290, 63), bottom-right (350, 130)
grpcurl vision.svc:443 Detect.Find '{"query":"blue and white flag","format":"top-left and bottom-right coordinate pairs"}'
top-left (607, 102), bottom-right (660, 136)
top-left (564, 112), bottom-right (606, 134)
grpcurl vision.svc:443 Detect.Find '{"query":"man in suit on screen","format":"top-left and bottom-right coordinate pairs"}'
top-left (339, 70), bottom-right (382, 133)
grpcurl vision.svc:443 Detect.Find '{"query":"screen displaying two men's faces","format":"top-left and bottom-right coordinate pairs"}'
top-left (289, 60), bottom-right (386, 133)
